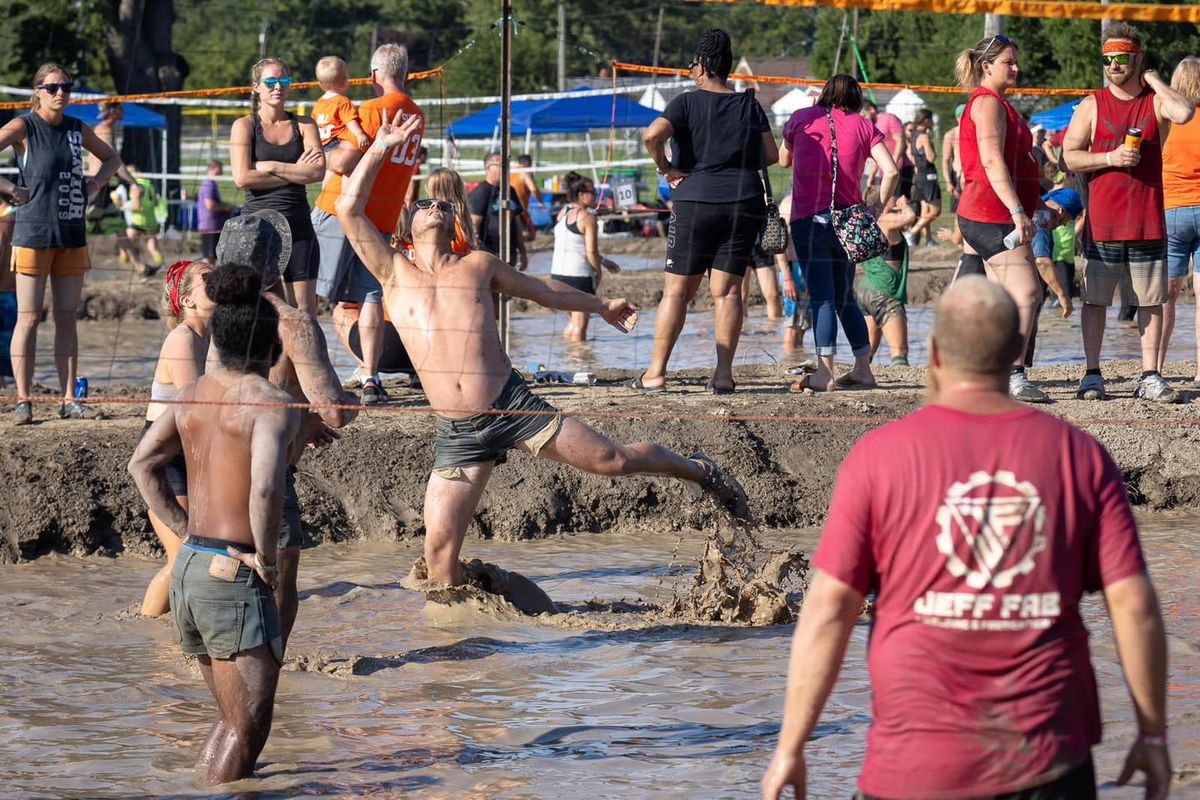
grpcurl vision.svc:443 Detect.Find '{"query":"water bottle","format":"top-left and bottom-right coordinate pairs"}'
top-left (1003, 228), bottom-right (1023, 250)
top-left (572, 372), bottom-right (597, 385)
top-left (74, 377), bottom-right (88, 399)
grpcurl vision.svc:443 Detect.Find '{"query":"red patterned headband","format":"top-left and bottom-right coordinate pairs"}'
top-left (1102, 40), bottom-right (1140, 55)
top-left (165, 260), bottom-right (192, 317)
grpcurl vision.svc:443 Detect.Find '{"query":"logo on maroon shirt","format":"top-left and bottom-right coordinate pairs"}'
top-left (935, 470), bottom-right (1047, 590)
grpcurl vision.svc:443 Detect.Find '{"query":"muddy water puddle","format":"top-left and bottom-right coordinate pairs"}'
top-left (42, 303), bottom-right (1196, 391)
top-left (0, 522), bottom-right (1196, 798)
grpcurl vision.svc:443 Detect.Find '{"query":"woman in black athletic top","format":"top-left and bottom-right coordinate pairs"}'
top-left (229, 58), bottom-right (325, 315)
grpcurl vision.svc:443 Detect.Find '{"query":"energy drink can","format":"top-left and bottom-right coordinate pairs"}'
top-left (1124, 127), bottom-right (1143, 149)
top-left (74, 377), bottom-right (88, 399)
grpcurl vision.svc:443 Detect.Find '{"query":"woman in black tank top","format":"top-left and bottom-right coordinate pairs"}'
top-left (0, 63), bottom-right (123, 425)
top-left (229, 58), bottom-right (325, 315)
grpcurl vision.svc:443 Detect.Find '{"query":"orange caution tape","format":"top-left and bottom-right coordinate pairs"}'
top-left (614, 61), bottom-right (1091, 97)
top-left (0, 68), bottom-right (442, 111)
top-left (704, 0), bottom-right (1200, 23)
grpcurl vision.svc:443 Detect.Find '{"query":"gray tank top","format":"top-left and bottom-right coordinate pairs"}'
top-left (13, 113), bottom-right (87, 249)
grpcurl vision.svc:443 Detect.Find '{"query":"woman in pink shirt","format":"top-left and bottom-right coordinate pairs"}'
top-left (780, 75), bottom-right (898, 392)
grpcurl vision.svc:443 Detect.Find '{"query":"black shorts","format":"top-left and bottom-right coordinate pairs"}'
top-left (859, 755), bottom-right (1095, 800)
top-left (897, 164), bottom-right (915, 199)
top-left (140, 420), bottom-right (188, 497)
top-left (958, 216), bottom-right (1015, 261)
top-left (282, 233), bottom-right (319, 283)
top-left (917, 171), bottom-right (941, 206)
top-left (348, 321), bottom-right (412, 374)
top-left (550, 274), bottom-right (595, 294)
top-left (665, 197), bottom-right (766, 277)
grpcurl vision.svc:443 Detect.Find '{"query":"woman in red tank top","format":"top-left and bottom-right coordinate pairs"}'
top-left (954, 35), bottom-right (1068, 404)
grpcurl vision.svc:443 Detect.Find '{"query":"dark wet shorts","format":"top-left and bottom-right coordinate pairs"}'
top-left (855, 283), bottom-right (906, 328)
top-left (280, 466), bottom-right (302, 550)
top-left (959, 216), bottom-right (1016, 261)
top-left (169, 540), bottom-right (281, 662)
top-left (140, 419), bottom-right (188, 497)
top-left (857, 755), bottom-right (1095, 800)
top-left (0, 291), bottom-right (16, 379)
top-left (431, 370), bottom-right (562, 477)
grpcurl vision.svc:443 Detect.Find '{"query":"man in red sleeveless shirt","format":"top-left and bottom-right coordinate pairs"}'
top-left (1062, 23), bottom-right (1194, 404)
top-left (761, 277), bottom-right (1170, 800)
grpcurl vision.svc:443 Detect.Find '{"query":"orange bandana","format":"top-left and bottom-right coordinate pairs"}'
top-left (1102, 40), bottom-right (1140, 55)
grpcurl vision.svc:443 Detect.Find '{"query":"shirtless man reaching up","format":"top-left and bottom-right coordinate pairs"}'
top-left (129, 263), bottom-right (301, 785)
top-left (336, 111), bottom-right (748, 587)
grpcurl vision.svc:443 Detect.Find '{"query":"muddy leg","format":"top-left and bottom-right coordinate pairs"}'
top-left (531, 417), bottom-right (705, 482)
top-left (275, 547), bottom-right (300, 652)
top-left (423, 463), bottom-right (495, 586)
top-left (201, 645), bottom-right (280, 785)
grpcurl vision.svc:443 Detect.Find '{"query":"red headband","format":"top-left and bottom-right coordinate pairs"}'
top-left (1102, 40), bottom-right (1140, 55)
top-left (165, 260), bottom-right (192, 317)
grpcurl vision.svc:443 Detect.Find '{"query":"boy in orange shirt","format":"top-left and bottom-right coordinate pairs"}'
top-left (312, 56), bottom-right (369, 151)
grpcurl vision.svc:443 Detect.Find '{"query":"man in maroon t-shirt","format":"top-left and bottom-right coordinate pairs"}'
top-left (762, 277), bottom-right (1170, 800)
top-left (1062, 22), bottom-right (1194, 405)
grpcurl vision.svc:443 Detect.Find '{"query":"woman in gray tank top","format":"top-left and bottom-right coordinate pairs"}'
top-left (0, 63), bottom-right (123, 425)
top-left (229, 58), bottom-right (325, 315)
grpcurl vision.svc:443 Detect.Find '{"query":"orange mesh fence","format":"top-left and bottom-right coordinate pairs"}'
top-left (704, 0), bottom-right (1200, 23)
top-left (613, 62), bottom-right (1092, 97)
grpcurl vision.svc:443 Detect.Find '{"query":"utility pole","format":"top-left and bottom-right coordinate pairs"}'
top-left (1101, 0), bottom-right (1111, 85)
top-left (832, 11), bottom-right (848, 75)
top-left (370, 24), bottom-right (379, 54)
top-left (500, 0), bottom-right (515, 351)
top-left (984, 13), bottom-right (1004, 38)
top-left (851, 9), bottom-right (860, 79)
top-left (258, 17), bottom-right (269, 58)
top-left (652, 7), bottom-right (665, 70)
top-left (557, 0), bottom-right (566, 92)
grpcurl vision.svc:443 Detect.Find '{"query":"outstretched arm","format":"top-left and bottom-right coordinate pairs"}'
top-left (272, 300), bottom-right (360, 428)
top-left (128, 404), bottom-right (188, 538)
top-left (334, 109), bottom-right (424, 288)
top-left (492, 259), bottom-right (638, 332)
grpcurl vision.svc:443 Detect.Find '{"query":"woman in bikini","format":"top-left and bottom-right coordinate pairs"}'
top-left (139, 259), bottom-right (214, 617)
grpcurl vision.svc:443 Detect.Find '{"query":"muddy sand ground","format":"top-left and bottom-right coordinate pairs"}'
top-left (4, 360), bottom-right (1200, 564)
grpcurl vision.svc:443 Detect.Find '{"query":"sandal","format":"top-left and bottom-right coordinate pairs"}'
top-left (628, 374), bottom-right (666, 394)
top-left (790, 374), bottom-right (833, 393)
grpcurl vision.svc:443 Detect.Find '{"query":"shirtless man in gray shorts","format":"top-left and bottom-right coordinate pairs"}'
top-left (129, 263), bottom-right (301, 785)
top-left (337, 111), bottom-right (747, 587)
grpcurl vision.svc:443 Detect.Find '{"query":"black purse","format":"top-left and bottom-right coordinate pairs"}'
top-left (747, 89), bottom-right (788, 256)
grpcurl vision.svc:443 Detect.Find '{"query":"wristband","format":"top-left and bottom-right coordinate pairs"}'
top-left (1106, 151), bottom-right (1114, 167)
top-left (1009, 205), bottom-right (1024, 217)
top-left (254, 552), bottom-right (278, 576)
top-left (1138, 732), bottom-right (1168, 748)
top-left (373, 138), bottom-right (390, 153)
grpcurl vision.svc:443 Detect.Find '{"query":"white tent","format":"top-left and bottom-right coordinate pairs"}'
top-left (771, 87), bottom-right (819, 127)
top-left (639, 86), bottom-right (668, 111)
top-left (885, 88), bottom-right (926, 123)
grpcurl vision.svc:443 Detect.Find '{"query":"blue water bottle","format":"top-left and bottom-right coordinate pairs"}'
top-left (74, 377), bottom-right (88, 399)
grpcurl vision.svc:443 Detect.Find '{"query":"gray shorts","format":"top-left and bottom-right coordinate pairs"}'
top-left (855, 283), bottom-right (906, 328)
top-left (432, 370), bottom-right (563, 477)
top-left (1081, 239), bottom-right (1168, 307)
top-left (312, 208), bottom-right (382, 304)
top-left (169, 542), bottom-right (281, 661)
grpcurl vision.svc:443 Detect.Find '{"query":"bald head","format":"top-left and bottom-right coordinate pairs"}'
top-left (932, 277), bottom-right (1024, 376)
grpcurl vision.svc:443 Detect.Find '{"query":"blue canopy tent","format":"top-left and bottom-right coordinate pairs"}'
top-left (450, 92), bottom-right (660, 137)
top-left (1030, 99), bottom-right (1082, 132)
top-left (64, 100), bottom-right (167, 129)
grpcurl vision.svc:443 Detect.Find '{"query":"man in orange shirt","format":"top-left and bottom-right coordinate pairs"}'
top-left (313, 43), bottom-right (424, 405)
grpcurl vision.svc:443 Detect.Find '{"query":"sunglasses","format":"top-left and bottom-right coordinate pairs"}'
top-left (37, 82), bottom-right (73, 95)
top-left (414, 199), bottom-right (454, 212)
top-left (687, 58), bottom-right (699, 70)
top-left (1102, 54), bottom-right (1132, 66)
top-left (979, 34), bottom-right (1014, 54)
top-left (259, 76), bottom-right (293, 90)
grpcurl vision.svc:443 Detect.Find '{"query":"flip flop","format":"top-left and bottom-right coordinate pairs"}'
top-left (628, 374), bottom-right (666, 394)
top-left (789, 375), bottom-right (814, 393)
top-left (706, 378), bottom-right (736, 395)
top-left (834, 374), bottom-right (878, 389)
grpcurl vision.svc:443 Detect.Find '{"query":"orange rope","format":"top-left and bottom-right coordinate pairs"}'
top-left (0, 68), bottom-right (443, 111)
top-left (706, 0), bottom-right (1200, 24)
top-left (612, 62), bottom-right (1091, 97)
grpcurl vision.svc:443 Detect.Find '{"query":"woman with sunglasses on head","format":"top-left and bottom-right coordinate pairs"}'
top-left (0, 63), bottom-right (123, 425)
top-left (955, 35), bottom-right (1069, 403)
top-left (550, 171), bottom-right (621, 341)
top-left (139, 258), bottom-right (215, 616)
top-left (637, 28), bottom-right (777, 394)
top-left (230, 58), bottom-right (325, 315)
